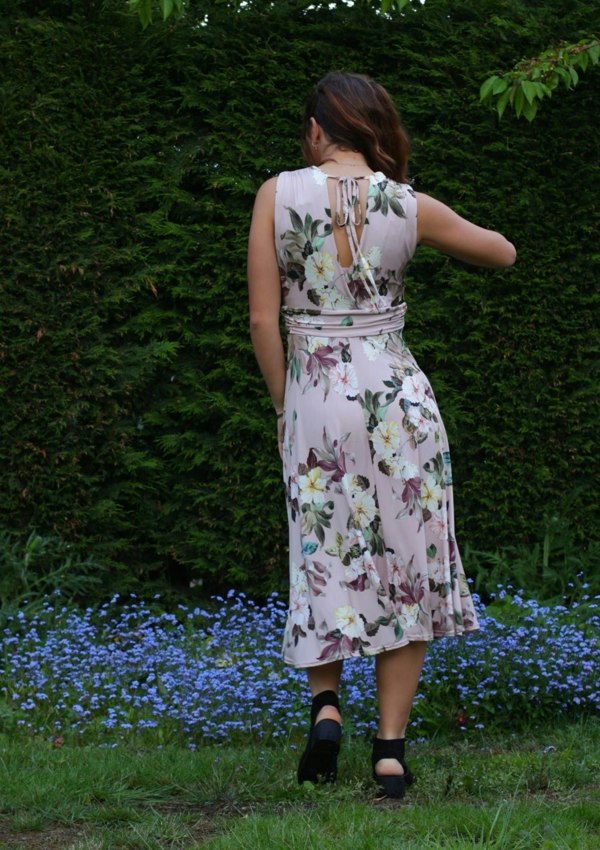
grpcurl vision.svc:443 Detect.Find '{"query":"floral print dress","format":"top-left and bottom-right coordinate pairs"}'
top-left (276, 166), bottom-right (479, 668)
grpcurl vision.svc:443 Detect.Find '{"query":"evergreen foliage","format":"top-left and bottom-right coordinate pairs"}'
top-left (1, 0), bottom-right (598, 596)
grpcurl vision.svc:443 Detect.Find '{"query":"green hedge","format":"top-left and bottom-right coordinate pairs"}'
top-left (1, 0), bottom-right (598, 596)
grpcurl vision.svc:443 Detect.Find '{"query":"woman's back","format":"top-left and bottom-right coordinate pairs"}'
top-left (276, 166), bottom-right (417, 320)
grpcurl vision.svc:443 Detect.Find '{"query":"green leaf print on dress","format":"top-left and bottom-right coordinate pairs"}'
top-left (279, 208), bottom-right (332, 292)
top-left (368, 178), bottom-right (413, 218)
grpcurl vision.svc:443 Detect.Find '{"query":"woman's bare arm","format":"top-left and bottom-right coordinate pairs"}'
top-left (416, 192), bottom-right (516, 268)
top-left (247, 176), bottom-right (286, 415)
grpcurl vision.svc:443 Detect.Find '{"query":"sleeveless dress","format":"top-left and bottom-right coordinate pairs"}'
top-left (276, 166), bottom-right (479, 668)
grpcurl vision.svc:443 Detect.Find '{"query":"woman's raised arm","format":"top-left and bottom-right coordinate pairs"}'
top-left (416, 192), bottom-right (516, 268)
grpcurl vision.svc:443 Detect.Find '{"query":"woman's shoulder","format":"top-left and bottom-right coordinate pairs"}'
top-left (277, 165), bottom-right (322, 182)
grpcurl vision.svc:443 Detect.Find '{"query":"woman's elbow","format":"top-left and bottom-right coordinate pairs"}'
top-left (490, 236), bottom-right (517, 268)
top-left (503, 239), bottom-right (517, 267)
top-left (249, 312), bottom-right (279, 332)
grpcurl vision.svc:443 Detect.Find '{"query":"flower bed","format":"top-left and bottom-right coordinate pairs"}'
top-left (1, 589), bottom-right (597, 746)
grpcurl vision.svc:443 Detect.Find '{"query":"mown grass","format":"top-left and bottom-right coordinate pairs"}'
top-left (0, 719), bottom-right (598, 849)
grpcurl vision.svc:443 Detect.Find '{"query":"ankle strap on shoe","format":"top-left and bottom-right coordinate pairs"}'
top-left (310, 689), bottom-right (340, 725)
top-left (371, 737), bottom-right (406, 763)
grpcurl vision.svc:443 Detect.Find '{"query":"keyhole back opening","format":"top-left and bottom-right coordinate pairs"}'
top-left (325, 175), bottom-right (372, 270)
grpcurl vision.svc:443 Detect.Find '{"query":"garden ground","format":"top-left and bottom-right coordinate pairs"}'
top-left (0, 719), bottom-right (598, 849)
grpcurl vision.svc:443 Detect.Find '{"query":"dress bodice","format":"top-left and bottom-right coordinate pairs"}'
top-left (275, 166), bottom-right (417, 325)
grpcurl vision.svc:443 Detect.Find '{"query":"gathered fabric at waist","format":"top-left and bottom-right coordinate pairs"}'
top-left (283, 302), bottom-right (407, 338)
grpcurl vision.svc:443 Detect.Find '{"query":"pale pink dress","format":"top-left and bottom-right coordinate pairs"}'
top-left (276, 166), bottom-right (479, 668)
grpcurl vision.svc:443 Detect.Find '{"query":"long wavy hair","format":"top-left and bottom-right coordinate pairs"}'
top-left (301, 72), bottom-right (410, 183)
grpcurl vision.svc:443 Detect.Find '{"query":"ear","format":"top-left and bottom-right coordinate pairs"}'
top-left (308, 116), bottom-right (320, 147)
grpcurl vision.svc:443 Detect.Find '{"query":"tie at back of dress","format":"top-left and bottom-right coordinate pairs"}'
top-left (332, 175), bottom-right (383, 308)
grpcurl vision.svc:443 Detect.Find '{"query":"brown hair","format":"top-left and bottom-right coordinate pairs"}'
top-left (301, 72), bottom-right (410, 183)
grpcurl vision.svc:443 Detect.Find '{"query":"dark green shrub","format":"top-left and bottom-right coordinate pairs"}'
top-left (0, 0), bottom-right (598, 595)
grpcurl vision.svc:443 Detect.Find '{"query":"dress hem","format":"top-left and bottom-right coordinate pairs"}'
top-left (282, 624), bottom-right (480, 669)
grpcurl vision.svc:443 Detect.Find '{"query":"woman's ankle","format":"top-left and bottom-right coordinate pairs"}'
top-left (373, 756), bottom-right (404, 777)
top-left (314, 705), bottom-right (342, 725)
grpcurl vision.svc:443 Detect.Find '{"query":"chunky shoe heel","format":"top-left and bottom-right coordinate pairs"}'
top-left (371, 737), bottom-right (415, 799)
top-left (375, 773), bottom-right (406, 799)
top-left (297, 690), bottom-right (342, 784)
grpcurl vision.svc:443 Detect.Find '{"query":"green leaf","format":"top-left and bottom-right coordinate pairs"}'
top-left (555, 66), bottom-right (572, 86)
top-left (492, 77), bottom-right (509, 95)
top-left (589, 45), bottom-right (600, 65)
top-left (129, 0), bottom-right (153, 28)
top-left (162, 0), bottom-right (174, 21)
top-left (496, 88), bottom-right (511, 119)
top-left (381, 0), bottom-right (409, 12)
top-left (289, 208), bottom-right (303, 233)
top-left (514, 85), bottom-right (525, 118)
top-left (569, 66), bottom-right (579, 86)
top-left (522, 98), bottom-right (538, 122)
top-left (577, 51), bottom-right (589, 72)
top-left (521, 81), bottom-right (538, 105)
top-left (479, 75), bottom-right (500, 101)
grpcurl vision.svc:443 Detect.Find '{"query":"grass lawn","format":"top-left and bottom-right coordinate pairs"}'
top-left (0, 719), bottom-right (598, 849)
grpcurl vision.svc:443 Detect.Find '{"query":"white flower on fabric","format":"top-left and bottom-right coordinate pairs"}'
top-left (385, 457), bottom-right (403, 479)
top-left (430, 510), bottom-right (449, 540)
top-left (345, 556), bottom-right (364, 580)
top-left (289, 587), bottom-right (310, 628)
top-left (420, 474), bottom-right (442, 511)
top-left (430, 558), bottom-right (447, 586)
top-left (399, 603), bottom-right (420, 627)
top-left (372, 420), bottom-right (401, 460)
top-left (386, 551), bottom-right (405, 580)
top-left (359, 246), bottom-right (381, 273)
top-left (385, 455), bottom-right (406, 480)
top-left (305, 251), bottom-right (335, 286)
top-left (307, 336), bottom-right (329, 353)
top-left (298, 468), bottom-right (327, 501)
top-left (403, 461), bottom-right (420, 480)
top-left (335, 605), bottom-right (363, 638)
top-left (381, 181), bottom-right (406, 202)
top-left (402, 374), bottom-right (427, 404)
top-left (364, 552), bottom-right (382, 589)
top-left (362, 333), bottom-right (389, 362)
top-left (422, 393), bottom-right (438, 414)
top-left (332, 362), bottom-right (358, 398)
top-left (319, 287), bottom-right (352, 309)
top-left (289, 562), bottom-right (309, 628)
top-left (406, 406), bottom-right (431, 436)
top-left (311, 166), bottom-right (328, 185)
top-left (342, 473), bottom-right (364, 497)
top-left (386, 456), bottom-right (420, 481)
top-left (290, 561), bottom-right (308, 595)
top-left (352, 491), bottom-right (377, 528)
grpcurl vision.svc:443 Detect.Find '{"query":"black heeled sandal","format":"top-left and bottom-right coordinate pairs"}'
top-left (297, 689), bottom-right (342, 784)
top-left (371, 737), bottom-right (416, 799)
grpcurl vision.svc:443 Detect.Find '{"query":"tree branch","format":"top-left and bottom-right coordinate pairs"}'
top-left (480, 37), bottom-right (600, 121)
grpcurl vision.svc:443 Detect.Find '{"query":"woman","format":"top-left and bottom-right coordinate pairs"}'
top-left (247, 72), bottom-right (516, 799)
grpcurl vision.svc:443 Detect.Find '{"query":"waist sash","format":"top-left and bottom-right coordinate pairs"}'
top-left (283, 302), bottom-right (407, 338)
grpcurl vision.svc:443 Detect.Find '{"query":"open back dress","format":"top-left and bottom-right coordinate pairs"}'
top-left (276, 165), bottom-right (479, 668)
